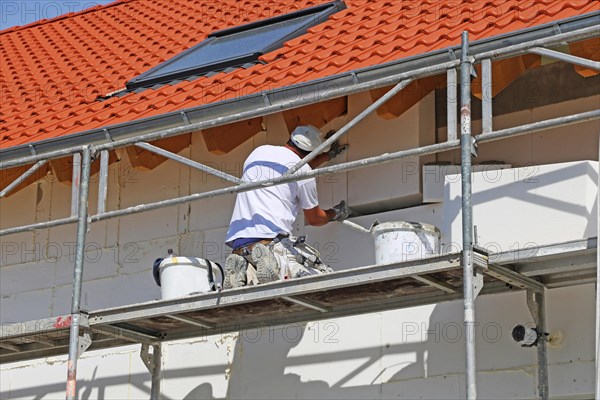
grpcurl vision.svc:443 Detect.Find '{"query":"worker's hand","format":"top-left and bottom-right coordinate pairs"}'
top-left (330, 200), bottom-right (352, 222)
top-left (325, 130), bottom-right (349, 160)
top-left (327, 141), bottom-right (349, 160)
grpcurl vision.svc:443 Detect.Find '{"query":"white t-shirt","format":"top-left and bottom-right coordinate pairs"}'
top-left (225, 145), bottom-right (318, 244)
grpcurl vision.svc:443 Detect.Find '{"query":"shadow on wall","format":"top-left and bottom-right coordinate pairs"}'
top-left (0, 359), bottom-right (228, 400)
top-left (182, 303), bottom-right (470, 400)
top-left (220, 323), bottom-right (330, 399)
top-left (0, 317), bottom-right (446, 399)
top-left (181, 322), bottom-right (341, 399)
top-left (442, 161), bottom-right (598, 252)
top-left (184, 383), bottom-right (214, 399)
top-left (1, 300), bottom-right (533, 400)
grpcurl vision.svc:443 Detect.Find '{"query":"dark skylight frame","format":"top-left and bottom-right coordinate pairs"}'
top-left (126, 1), bottom-right (346, 90)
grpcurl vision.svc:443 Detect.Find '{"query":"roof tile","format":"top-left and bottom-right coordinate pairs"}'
top-left (1, 0), bottom-right (598, 148)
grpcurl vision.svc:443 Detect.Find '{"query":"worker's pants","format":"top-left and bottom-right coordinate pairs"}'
top-left (271, 241), bottom-right (328, 279)
top-left (243, 239), bottom-right (333, 284)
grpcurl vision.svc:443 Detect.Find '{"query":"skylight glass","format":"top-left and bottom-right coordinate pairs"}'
top-left (126, 1), bottom-right (346, 90)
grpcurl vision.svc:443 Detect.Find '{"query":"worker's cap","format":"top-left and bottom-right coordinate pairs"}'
top-left (290, 125), bottom-right (323, 152)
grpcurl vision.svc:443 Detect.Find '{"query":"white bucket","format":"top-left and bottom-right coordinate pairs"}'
top-left (371, 221), bottom-right (440, 264)
top-left (158, 256), bottom-right (223, 300)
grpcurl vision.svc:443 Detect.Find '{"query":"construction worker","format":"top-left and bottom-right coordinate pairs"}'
top-left (223, 125), bottom-right (351, 289)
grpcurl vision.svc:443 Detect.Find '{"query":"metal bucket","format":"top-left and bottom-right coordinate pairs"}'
top-left (371, 221), bottom-right (440, 264)
top-left (158, 256), bottom-right (223, 299)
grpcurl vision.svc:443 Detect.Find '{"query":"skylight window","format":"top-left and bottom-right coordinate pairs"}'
top-left (126, 1), bottom-right (346, 90)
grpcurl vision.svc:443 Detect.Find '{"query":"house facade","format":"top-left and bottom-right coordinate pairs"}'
top-left (1, 1), bottom-right (599, 398)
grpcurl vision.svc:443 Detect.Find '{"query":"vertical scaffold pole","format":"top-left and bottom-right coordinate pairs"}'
top-left (151, 344), bottom-right (162, 400)
top-left (141, 343), bottom-right (163, 400)
top-left (460, 31), bottom-right (477, 400)
top-left (527, 290), bottom-right (549, 400)
top-left (65, 146), bottom-right (92, 400)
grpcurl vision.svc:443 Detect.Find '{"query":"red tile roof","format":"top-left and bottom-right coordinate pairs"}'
top-left (1, 0), bottom-right (598, 149)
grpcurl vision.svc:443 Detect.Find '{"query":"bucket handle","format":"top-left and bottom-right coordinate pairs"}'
top-left (340, 219), bottom-right (380, 234)
top-left (152, 258), bottom-right (164, 286)
top-left (206, 260), bottom-right (224, 292)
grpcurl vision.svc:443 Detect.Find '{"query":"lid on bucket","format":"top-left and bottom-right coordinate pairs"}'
top-left (370, 221), bottom-right (440, 237)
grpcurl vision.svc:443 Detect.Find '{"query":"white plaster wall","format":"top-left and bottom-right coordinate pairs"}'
top-left (0, 284), bottom-right (595, 399)
top-left (0, 91), bottom-right (598, 398)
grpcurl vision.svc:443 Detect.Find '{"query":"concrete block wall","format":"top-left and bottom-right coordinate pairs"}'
top-left (346, 91), bottom-right (437, 213)
top-left (1, 92), bottom-right (598, 398)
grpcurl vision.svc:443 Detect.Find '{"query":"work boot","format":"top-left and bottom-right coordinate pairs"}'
top-left (317, 263), bottom-right (334, 274)
top-left (252, 243), bottom-right (280, 284)
top-left (223, 254), bottom-right (247, 289)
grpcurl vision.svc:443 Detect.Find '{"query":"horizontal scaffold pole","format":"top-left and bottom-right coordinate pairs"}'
top-left (1, 109), bottom-right (597, 237)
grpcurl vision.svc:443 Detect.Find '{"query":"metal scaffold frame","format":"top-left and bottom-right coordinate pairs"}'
top-left (1, 27), bottom-right (599, 400)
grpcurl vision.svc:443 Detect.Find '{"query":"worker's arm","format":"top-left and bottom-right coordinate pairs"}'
top-left (307, 138), bottom-right (349, 169)
top-left (303, 206), bottom-right (336, 226)
top-left (303, 201), bottom-right (352, 226)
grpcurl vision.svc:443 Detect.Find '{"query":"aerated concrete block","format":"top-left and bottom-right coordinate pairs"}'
top-left (117, 235), bottom-right (180, 275)
top-left (201, 227), bottom-right (230, 265)
top-left (80, 271), bottom-right (160, 311)
top-left (0, 289), bottom-right (53, 323)
top-left (346, 93), bottom-right (424, 213)
top-left (188, 193), bottom-right (237, 233)
top-left (1, 260), bottom-right (57, 296)
top-left (1, 184), bottom-right (38, 267)
top-left (118, 207), bottom-right (180, 245)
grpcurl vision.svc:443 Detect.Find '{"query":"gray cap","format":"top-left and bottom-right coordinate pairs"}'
top-left (291, 125), bottom-right (323, 151)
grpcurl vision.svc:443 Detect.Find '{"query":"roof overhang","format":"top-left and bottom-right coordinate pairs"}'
top-left (1, 11), bottom-right (598, 166)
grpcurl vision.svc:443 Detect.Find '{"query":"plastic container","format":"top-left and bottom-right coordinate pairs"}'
top-left (157, 256), bottom-right (224, 300)
top-left (371, 221), bottom-right (440, 264)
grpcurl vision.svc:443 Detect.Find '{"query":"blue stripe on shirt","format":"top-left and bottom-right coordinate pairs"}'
top-left (243, 160), bottom-right (290, 177)
top-left (225, 214), bottom-right (285, 246)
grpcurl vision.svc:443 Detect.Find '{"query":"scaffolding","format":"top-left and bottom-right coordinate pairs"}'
top-left (1, 27), bottom-right (599, 400)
